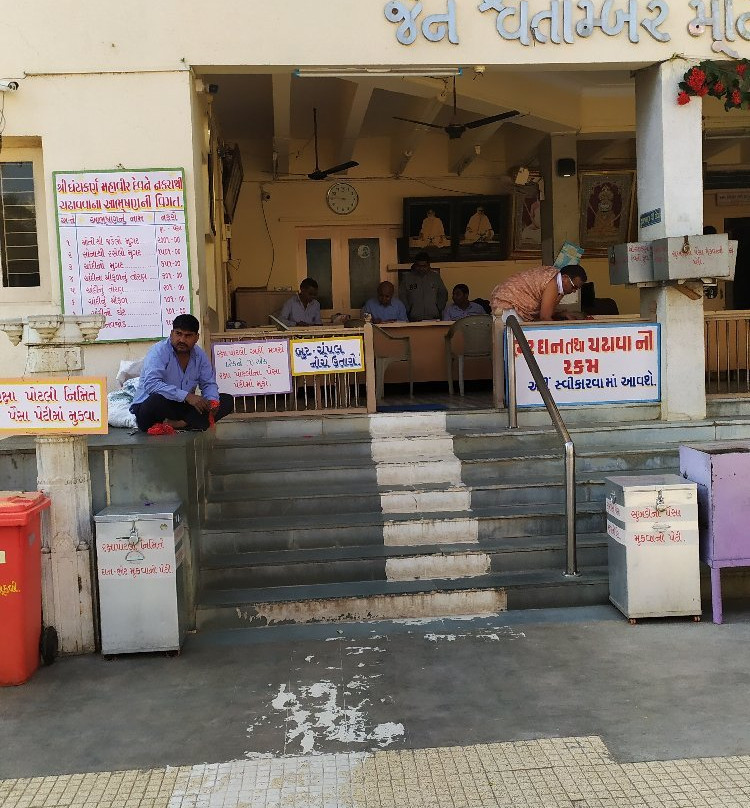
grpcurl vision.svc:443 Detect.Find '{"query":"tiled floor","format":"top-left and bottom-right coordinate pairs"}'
top-left (5, 736), bottom-right (750, 808)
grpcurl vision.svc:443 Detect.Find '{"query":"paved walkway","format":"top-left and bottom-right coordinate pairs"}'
top-left (3, 606), bottom-right (750, 807)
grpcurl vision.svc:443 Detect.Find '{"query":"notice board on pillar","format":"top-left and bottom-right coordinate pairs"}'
top-left (53, 169), bottom-right (192, 342)
top-left (511, 322), bottom-right (660, 407)
top-left (0, 378), bottom-right (108, 434)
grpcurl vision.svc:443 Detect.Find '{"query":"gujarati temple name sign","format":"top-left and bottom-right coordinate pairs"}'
top-left (512, 323), bottom-right (660, 408)
top-left (385, 1), bottom-right (750, 48)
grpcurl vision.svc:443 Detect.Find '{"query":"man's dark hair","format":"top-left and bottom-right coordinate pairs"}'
top-left (172, 313), bottom-right (200, 333)
top-left (453, 283), bottom-right (469, 295)
top-left (561, 265), bottom-right (587, 283)
top-left (413, 251), bottom-right (431, 263)
top-left (300, 277), bottom-right (318, 291)
top-left (703, 225), bottom-right (718, 235)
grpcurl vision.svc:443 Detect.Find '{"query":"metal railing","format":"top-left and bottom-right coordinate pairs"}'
top-left (504, 315), bottom-right (578, 576)
top-left (704, 310), bottom-right (750, 396)
top-left (210, 323), bottom-right (376, 415)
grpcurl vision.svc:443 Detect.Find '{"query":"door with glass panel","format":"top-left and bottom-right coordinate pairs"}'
top-left (296, 227), bottom-right (399, 320)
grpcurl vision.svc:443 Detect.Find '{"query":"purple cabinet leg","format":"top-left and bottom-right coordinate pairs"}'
top-left (711, 566), bottom-right (723, 624)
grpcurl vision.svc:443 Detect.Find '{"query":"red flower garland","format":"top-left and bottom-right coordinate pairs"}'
top-left (678, 58), bottom-right (750, 111)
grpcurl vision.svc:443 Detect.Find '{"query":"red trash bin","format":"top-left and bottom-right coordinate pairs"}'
top-left (0, 491), bottom-right (51, 686)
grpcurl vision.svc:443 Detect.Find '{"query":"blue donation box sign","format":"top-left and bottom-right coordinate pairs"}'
top-left (213, 340), bottom-right (292, 396)
top-left (512, 322), bottom-right (660, 407)
top-left (291, 336), bottom-right (365, 376)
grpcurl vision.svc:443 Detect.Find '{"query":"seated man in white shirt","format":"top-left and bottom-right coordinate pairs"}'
top-left (442, 284), bottom-right (487, 321)
top-left (361, 281), bottom-right (408, 324)
top-left (279, 278), bottom-right (322, 327)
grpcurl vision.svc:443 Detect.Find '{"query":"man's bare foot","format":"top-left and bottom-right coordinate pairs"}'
top-left (164, 419), bottom-right (188, 429)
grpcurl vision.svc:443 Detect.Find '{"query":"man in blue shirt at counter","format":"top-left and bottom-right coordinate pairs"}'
top-left (279, 278), bottom-right (322, 327)
top-left (443, 284), bottom-right (487, 321)
top-left (130, 314), bottom-right (233, 433)
top-left (361, 281), bottom-right (408, 324)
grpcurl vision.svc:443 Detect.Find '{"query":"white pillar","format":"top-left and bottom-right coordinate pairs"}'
top-left (539, 134), bottom-right (579, 266)
top-left (22, 315), bottom-right (103, 654)
top-left (635, 61), bottom-right (706, 421)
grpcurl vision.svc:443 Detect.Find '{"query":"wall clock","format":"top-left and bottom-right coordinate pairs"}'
top-left (326, 181), bottom-right (359, 215)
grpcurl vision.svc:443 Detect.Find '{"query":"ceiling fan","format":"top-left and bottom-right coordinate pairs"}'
top-left (393, 77), bottom-right (520, 140)
top-left (307, 108), bottom-right (359, 180)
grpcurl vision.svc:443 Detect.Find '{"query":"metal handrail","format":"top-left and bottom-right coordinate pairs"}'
top-left (504, 315), bottom-right (578, 576)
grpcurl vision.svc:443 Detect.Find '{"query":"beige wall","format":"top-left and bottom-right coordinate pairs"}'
top-left (0, 71), bottom-right (205, 387)
top-left (0, 1), bottom-right (739, 74)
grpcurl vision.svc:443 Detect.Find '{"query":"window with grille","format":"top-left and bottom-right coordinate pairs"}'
top-left (0, 161), bottom-right (40, 287)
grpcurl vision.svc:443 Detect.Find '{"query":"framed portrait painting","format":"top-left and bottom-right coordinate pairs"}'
top-left (510, 182), bottom-right (543, 258)
top-left (401, 198), bottom-right (453, 263)
top-left (579, 170), bottom-right (635, 255)
top-left (455, 195), bottom-right (510, 261)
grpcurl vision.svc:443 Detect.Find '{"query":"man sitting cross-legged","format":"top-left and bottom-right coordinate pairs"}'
top-left (130, 314), bottom-right (233, 434)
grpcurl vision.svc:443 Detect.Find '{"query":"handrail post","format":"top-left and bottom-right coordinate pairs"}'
top-left (506, 324), bottom-right (518, 429)
top-left (564, 440), bottom-right (577, 576)
top-left (503, 315), bottom-right (578, 577)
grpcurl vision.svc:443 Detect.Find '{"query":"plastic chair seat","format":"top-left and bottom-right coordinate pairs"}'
top-left (444, 314), bottom-right (493, 396)
top-left (373, 326), bottom-right (413, 401)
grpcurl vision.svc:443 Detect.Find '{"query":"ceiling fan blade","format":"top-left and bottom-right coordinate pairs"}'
top-left (463, 110), bottom-right (521, 130)
top-left (393, 116), bottom-right (445, 130)
top-left (322, 161), bottom-right (359, 176)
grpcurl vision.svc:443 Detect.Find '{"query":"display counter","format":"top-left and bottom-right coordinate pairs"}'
top-left (377, 320), bottom-right (492, 385)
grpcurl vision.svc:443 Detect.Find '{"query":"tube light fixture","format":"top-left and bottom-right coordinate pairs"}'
top-left (294, 66), bottom-right (462, 78)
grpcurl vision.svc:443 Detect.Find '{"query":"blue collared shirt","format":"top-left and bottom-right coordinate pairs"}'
top-left (131, 338), bottom-right (219, 407)
top-left (279, 295), bottom-right (322, 326)
top-left (442, 301), bottom-right (487, 321)
top-left (361, 297), bottom-right (408, 322)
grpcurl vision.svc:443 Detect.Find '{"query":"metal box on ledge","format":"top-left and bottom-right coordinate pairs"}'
top-left (605, 474), bottom-right (700, 620)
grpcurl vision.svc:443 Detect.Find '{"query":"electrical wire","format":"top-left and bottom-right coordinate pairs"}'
top-left (259, 185), bottom-right (276, 288)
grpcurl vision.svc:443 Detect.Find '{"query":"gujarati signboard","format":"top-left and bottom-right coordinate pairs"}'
top-left (54, 169), bottom-right (191, 342)
top-left (0, 378), bottom-right (108, 433)
top-left (213, 341), bottom-right (292, 396)
top-left (512, 322), bottom-right (660, 407)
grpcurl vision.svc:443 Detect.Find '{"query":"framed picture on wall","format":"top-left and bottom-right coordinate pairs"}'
top-left (399, 195), bottom-right (511, 263)
top-left (579, 170), bottom-right (636, 255)
top-left (401, 198), bottom-right (453, 263)
top-left (455, 196), bottom-right (510, 261)
top-left (510, 181), bottom-right (543, 258)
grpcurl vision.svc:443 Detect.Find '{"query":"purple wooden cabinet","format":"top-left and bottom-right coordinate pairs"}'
top-left (679, 441), bottom-right (750, 623)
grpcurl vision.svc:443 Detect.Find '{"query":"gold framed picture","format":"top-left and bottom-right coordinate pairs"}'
top-left (579, 170), bottom-right (636, 255)
top-left (510, 181), bottom-right (543, 259)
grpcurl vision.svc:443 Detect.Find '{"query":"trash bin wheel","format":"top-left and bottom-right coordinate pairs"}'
top-left (40, 626), bottom-right (59, 666)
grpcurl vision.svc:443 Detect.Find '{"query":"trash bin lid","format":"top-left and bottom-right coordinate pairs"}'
top-left (0, 491), bottom-right (50, 525)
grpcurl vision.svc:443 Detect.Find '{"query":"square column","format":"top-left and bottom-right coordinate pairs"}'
top-left (539, 134), bottom-right (579, 265)
top-left (635, 61), bottom-right (706, 421)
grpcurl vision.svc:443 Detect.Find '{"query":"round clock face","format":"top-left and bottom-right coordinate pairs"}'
top-left (326, 182), bottom-right (358, 215)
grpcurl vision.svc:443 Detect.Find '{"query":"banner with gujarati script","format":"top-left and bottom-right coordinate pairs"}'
top-left (54, 169), bottom-right (191, 342)
top-left (512, 323), bottom-right (660, 407)
top-left (0, 378), bottom-right (108, 433)
top-left (290, 336), bottom-right (365, 376)
top-left (213, 340), bottom-right (292, 396)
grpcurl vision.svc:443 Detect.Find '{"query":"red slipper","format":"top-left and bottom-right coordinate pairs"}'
top-left (147, 423), bottom-right (177, 436)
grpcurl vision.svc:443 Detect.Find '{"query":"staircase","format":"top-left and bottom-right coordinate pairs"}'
top-left (195, 402), bottom-right (750, 630)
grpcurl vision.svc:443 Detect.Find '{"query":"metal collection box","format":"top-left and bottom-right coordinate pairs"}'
top-left (94, 501), bottom-right (187, 654)
top-left (609, 242), bottom-right (654, 285)
top-left (651, 234), bottom-right (733, 281)
top-left (605, 474), bottom-right (700, 620)
top-left (679, 441), bottom-right (750, 624)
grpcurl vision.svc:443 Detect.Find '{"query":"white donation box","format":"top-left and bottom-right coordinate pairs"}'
top-left (94, 502), bottom-right (187, 654)
top-left (605, 475), bottom-right (700, 620)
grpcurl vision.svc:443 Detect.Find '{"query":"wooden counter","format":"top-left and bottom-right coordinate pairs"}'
top-left (377, 320), bottom-right (492, 385)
